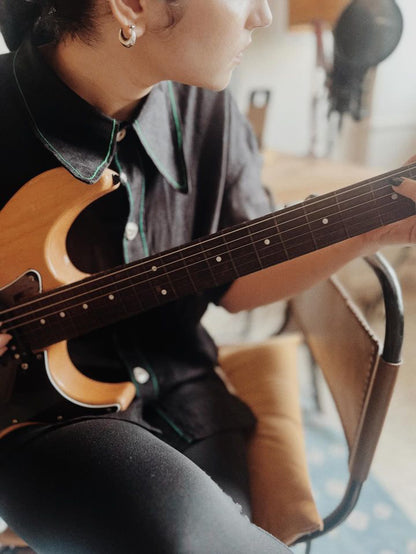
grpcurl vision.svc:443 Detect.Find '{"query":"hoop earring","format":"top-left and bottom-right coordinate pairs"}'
top-left (119, 25), bottom-right (137, 48)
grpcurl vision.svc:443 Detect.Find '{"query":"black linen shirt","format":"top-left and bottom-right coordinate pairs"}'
top-left (0, 39), bottom-right (273, 443)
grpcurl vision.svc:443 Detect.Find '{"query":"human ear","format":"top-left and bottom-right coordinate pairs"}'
top-left (107, 0), bottom-right (146, 38)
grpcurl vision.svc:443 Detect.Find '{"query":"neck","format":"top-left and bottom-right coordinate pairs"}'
top-left (41, 38), bottom-right (154, 121)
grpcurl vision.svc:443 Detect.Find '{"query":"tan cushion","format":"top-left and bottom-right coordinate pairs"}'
top-left (218, 335), bottom-right (323, 545)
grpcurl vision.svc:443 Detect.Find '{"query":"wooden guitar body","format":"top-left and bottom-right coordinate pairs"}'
top-left (0, 168), bottom-right (136, 436)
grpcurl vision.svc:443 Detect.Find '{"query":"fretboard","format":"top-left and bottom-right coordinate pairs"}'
top-left (5, 162), bottom-right (416, 351)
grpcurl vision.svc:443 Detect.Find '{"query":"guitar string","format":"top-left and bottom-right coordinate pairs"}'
top-left (2, 186), bottom-right (412, 334)
top-left (1, 165), bottom-right (411, 326)
top-left (0, 176), bottom-right (412, 329)
top-left (0, 164), bottom-right (412, 323)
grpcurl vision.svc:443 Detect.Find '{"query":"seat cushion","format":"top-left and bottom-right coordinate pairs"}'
top-left (218, 334), bottom-right (323, 545)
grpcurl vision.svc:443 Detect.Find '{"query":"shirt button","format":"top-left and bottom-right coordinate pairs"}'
top-left (125, 221), bottom-right (138, 241)
top-left (133, 366), bottom-right (150, 385)
top-left (116, 128), bottom-right (127, 142)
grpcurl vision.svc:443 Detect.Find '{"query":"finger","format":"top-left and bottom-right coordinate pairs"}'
top-left (392, 178), bottom-right (416, 203)
top-left (405, 155), bottom-right (416, 165)
top-left (0, 346), bottom-right (8, 356)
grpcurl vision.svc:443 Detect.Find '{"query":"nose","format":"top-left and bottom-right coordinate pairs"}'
top-left (246, 0), bottom-right (273, 31)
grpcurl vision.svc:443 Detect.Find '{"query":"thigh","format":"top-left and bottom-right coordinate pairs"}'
top-left (183, 431), bottom-right (252, 518)
top-left (0, 418), bottom-right (291, 554)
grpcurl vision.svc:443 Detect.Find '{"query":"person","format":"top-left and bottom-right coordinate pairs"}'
top-left (0, 1), bottom-right (415, 552)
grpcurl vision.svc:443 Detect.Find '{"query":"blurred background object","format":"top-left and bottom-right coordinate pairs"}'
top-left (328, 0), bottom-right (403, 122)
top-left (289, 0), bottom-right (350, 27)
top-left (232, 0), bottom-right (416, 168)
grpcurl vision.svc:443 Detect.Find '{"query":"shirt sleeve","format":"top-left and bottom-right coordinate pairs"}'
top-left (220, 91), bottom-right (274, 226)
top-left (206, 90), bottom-right (275, 305)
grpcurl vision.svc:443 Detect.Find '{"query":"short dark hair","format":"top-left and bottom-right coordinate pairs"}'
top-left (0, 0), bottom-right (183, 51)
top-left (0, 0), bottom-right (99, 50)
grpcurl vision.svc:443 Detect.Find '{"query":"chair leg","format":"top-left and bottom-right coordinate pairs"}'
top-left (305, 539), bottom-right (312, 554)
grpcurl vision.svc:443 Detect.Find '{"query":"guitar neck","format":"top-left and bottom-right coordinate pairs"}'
top-left (7, 162), bottom-right (416, 351)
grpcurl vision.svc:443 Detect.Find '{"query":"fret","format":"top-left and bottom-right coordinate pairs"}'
top-left (309, 210), bottom-right (345, 233)
top-left (313, 225), bottom-right (350, 249)
top-left (207, 253), bottom-right (237, 285)
top-left (221, 233), bottom-right (239, 278)
top-left (333, 189), bottom-right (351, 239)
top-left (200, 233), bottom-right (237, 282)
top-left (285, 230), bottom-right (317, 259)
top-left (372, 181), bottom-right (393, 199)
top-left (306, 195), bottom-right (342, 230)
top-left (302, 194), bottom-right (343, 250)
top-left (338, 183), bottom-right (374, 205)
top-left (302, 203), bottom-right (319, 252)
top-left (151, 251), bottom-right (188, 299)
top-left (246, 225), bottom-right (265, 270)
top-left (378, 196), bottom-right (416, 226)
top-left (276, 204), bottom-right (307, 231)
top-left (188, 241), bottom-right (220, 289)
top-left (277, 208), bottom-right (316, 256)
top-left (271, 215), bottom-right (290, 262)
top-left (161, 249), bottom-right (198, 295)
top-left (368, 187), bottom-right (385, 232)
top-left (223, 227), bottom-right (263, 276)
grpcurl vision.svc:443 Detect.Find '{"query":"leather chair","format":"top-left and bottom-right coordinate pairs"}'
top-left (0, 253), bottom-right (403, 551)
top-left (218, 252), bottom-right (403, 550)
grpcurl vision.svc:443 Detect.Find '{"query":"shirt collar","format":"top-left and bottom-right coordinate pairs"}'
top-left (12, 39), bottom-right (188, 192)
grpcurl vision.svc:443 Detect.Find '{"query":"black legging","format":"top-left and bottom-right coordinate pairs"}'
top-left (0, 418), bottom-right (292, 553)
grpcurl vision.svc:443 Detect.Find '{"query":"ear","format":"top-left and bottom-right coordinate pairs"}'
top-left (107, 0), bottom-right (147, 38)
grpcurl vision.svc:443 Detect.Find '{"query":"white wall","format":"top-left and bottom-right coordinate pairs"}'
top-left (234, 0), bottom-right (416, 169)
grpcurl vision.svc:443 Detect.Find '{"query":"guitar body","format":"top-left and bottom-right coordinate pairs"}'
top-left (0, 168), bottom-right (136, 436)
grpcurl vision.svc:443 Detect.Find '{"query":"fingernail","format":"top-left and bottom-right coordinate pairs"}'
top-left (392, 177), bottom-right (405, 186)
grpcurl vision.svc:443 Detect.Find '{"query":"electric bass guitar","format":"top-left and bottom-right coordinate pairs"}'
top-left (1, 164), bottom-right (416, 435)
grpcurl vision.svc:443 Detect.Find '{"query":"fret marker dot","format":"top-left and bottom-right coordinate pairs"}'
top-left (40, 319), bottom-right (46, 325)
top-left (108, 294), bottom-right (115, 301)
top-left (216, 256), bottom-right (222, 263)
top-left (83, 304), bottom-right (89, 310)
top-left (391, 193), bottom-right (398, 200)
top-left (264, 239), bottom-right (271, 246)
top-left (152, 266), bottom-right (158, 272)
top-left (322, 218), bottom-right (329, 225)
top-left (60, 312), bottom-right (66, 318)
top-left (161, 289), bottom-right (168, 296)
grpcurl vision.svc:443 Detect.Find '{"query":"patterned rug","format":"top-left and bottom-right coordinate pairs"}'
top-left (292, 415), bottom-right (416, 554)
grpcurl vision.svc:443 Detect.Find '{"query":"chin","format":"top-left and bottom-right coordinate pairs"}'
top-left (198, 72), bottom-right (233, 92)
top-left (175, 67), bottom-right (232, 92)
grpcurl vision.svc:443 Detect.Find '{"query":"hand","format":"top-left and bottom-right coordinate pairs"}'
top-left (366, 156), bottom-right (416, 250)
top-left (0, 333), bottom-right (12, 356)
